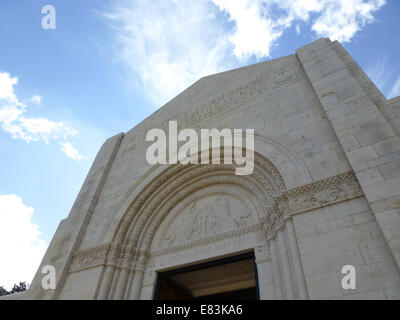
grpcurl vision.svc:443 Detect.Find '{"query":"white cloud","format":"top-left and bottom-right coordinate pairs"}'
top-left (0, 106), bottom-right (79, 144)
top-left (103, 0), bottom-right (385, 106)
top-left (60, 142), bottom-right (88, 161)
top-left (366, 59), bottom-right (400, 99)
top-left (389, 76), bottom-right (400, 99)
top-left (0, 71), bottom-right (18, 103)
top-left (366, 58), bottom-right (388, 92)
top-left (213, 0), bottom-right (386, 58)
top-left (100, 0), bottom-right (233, 106)
top-left (30, 95), bottom-right (41, 106)
top-left (0, 71), bottom-right (84, 158)
top-left (311, 0), bottom-right (386, 43)
top-left (212, 0), bottom-right (279, 59)
top-left (0, 194), bottom-right (48, 290)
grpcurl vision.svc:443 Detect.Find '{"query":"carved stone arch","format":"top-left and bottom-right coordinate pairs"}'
top-left (95, 150), bottom-right (289, 300)
top-left (253, 133), bottom-right (312, 187)
top-left (116, 151), bottom-right (285, 250)
top-left (99, 134), bottom-right (309, 247)
top-left (134, 165), bottom-right (272, 251)
top-left (94, 141), bottom-right (321, 300)
top-left (151, 184), bottom-right (263, 250)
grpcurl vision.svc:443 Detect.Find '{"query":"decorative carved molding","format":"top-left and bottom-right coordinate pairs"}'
top-left (135, 164), bottom-right (283, 249)
top-left (153, 223), bottom-right (261, 258)
top-left (117, 153), bottom-right (285, 247)
top-left (70, 244), bottom-right (110, 272)
top-left (69, 171), bottom-right (363, 274)
top-left (263, 171), bottom-right (363, 239)
top-left (69, 243), bottom-right (148, 273)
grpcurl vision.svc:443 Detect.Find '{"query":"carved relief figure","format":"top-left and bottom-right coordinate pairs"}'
top-left (160, 194), bottom-right (254, 247)
top-left (220, 195), bottom-right (251, 227)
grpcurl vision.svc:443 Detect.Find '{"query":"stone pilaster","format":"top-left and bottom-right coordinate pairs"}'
top-left (28, 133), bottom-right (125, 299)
top-left (297, 38), bottom-right (400, 270)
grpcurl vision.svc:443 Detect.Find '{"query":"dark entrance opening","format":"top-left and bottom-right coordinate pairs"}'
top-left (154, 252), bottom-right (259, 300)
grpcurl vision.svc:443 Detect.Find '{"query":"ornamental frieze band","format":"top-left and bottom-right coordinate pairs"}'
top-left (69, 170), bottom-right (362, 273)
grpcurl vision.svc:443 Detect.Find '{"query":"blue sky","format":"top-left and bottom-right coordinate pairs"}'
top-left (0, 0), bottom-right (399, 289)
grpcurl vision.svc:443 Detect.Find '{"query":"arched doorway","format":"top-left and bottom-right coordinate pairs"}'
top-left (95, 150), bottom-right (309, 300)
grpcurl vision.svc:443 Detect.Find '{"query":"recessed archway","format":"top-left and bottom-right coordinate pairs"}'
top-left (96, 148), bottom-right (291, 300)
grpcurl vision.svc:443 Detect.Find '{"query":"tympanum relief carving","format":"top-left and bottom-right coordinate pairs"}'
top-left (159, 195), bottom-right (254, 248)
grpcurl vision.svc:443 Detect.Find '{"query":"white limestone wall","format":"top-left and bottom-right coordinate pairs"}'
top-left (296, 38), bottom-right (400, 272)
top-left (293, 198), bottom-right (400, 299)
top-left (24, 133), bottom-right (124, 299)
top-left (58, 267), bottom-right (103, 300)
top-left (18, 38), bottom-right (400, 300)
top-left (79, 52), bottom-right (353, 251)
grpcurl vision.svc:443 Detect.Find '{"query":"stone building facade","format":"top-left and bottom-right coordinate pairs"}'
top-left (14, 38), bottom-right (400, 299)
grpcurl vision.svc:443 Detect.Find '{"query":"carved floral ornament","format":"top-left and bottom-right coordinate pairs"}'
top-left (69, 167), bottom-right (362, 273)
top-left (262, 171), bottom-right (362, 240)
